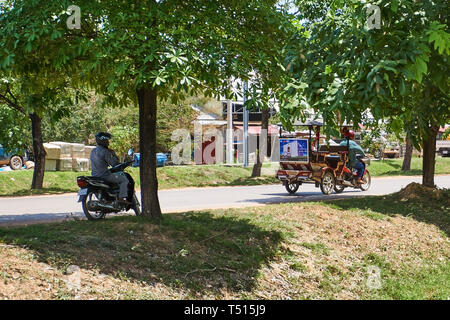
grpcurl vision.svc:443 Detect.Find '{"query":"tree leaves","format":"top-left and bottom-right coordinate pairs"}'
top-left (399, 78), bottom-right (406, 95)
top-left (283, 0), bottom-right (449, 149)
top-left (414, 57), bottom-right (428, 83)
top-left (427, 21), bottom-right (450, 55)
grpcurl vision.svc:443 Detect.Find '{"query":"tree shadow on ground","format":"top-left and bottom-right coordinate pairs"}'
top-left (227, 176), bottom-right (279, 186)
top-left (378, 169), bottom-right (423, 176)
top-left (324, 190), bottom-right (450, 236)
top-left (0, 187), bottom-right (76, 197)
top-left (0, 211), bottom-right (284, 297)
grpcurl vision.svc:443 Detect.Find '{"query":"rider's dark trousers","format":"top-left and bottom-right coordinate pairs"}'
top-left (102, 172), bottom-right (129, 198)
top-left (353, 161), bottom-right (365, 178)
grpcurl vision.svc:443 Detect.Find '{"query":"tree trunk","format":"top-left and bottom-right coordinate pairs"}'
top-left (137, 85), bottom-right (162, 219)
top-left (422, 125), bottom-right (439, 188)
top-left (251, 108), bottom-right (269, 177)
top-left (29, 112), bottom-right (46, 189)
top-left (401, 131), bottom-right (413, 171)
top-left (251, 143), bottom-right (262, 177)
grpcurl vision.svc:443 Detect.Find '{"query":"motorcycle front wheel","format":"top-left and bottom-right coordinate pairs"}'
top-left (82, 191), bottom-right (106, 221)
top-left (132, 193), bottom-right (141, 216)
top-left (359, 171), bottom-right (371, 191)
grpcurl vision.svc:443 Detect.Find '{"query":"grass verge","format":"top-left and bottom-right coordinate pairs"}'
top-left (369, 156), bottom-right (450, 177)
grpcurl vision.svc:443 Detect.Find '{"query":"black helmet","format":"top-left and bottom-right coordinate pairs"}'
top-left (95, 132), bottom-right (112, 147)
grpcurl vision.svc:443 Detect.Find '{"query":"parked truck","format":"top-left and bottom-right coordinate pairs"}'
top-left (0, 144), bottom-right (26, 170)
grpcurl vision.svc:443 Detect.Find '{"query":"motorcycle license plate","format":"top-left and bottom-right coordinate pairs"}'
top-left (444, 150), bottom-right (448, 154)
top-left (78, 188), bottom-right (88, 196)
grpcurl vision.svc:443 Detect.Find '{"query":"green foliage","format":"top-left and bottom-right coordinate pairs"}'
top-left (0, 76), bottom-right (76, 151)
top-left (0, 104), bottom-right (30, 152)
top-left (42, 92), bottom-right (108, 145)
top-left (443, 127), bottom-right (450, 140)
top-left (40, 91), bottom-right (200, 153)
top-left (361, 133), bottom-right (383, 156)
top-left (109, 125), bottom-right (139, 159)
top-left (0, 0), bottom-right (294, 107)
top-left (281, 0), bottom-right (449, 146)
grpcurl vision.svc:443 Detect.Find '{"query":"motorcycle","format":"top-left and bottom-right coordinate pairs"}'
top-left (334, 154), bottom-right (371, 193)
top-left (76, 149), bottom-right (141, 221)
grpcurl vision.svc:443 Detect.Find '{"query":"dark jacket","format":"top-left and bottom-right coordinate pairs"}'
top-left (339, 139), bottom-right (365, 168)
top-left (90, 145), bottom-right (119, 177)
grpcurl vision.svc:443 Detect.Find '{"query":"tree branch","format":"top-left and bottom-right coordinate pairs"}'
top-left (5, 85), bottom-right (18, 105)
top-left (0, 92), bottom-right (26, 114)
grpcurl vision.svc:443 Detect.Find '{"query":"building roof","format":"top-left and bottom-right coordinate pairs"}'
top-left (194, 119), bottom-right (227, 126)
top-left (234, 125), bottom-right (279, 135)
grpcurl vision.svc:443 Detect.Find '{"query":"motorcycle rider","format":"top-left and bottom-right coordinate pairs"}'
top-left (90, 132), bottom-right (130, 204)
top-left (339, 130), bottom-right (365, 184)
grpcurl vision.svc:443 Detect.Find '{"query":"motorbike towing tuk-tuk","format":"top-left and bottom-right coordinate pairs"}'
top-left (275, 121), bottom-right (371, 195)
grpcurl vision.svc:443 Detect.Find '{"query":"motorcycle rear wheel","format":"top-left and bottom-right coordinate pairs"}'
top-left (82, 192), bottom-right (106, 221)
top-left (334, 184), bottom-right (346, 193)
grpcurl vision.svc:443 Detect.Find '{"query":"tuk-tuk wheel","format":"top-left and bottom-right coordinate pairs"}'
top-left (320, 171), bottom-right (335, 195)
top-left (285, 181), bottom-right (300, 194)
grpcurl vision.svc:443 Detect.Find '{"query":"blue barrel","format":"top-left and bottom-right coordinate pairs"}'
top-left (133, 153), bottom-right (168, 167)
top-left (156, 153), bottom-right (168, 167)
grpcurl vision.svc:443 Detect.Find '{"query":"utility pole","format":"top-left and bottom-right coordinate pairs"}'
top-left (243, 81), bottom-right (249, 167)
top-left (226, 100), bottom-right (233, 164)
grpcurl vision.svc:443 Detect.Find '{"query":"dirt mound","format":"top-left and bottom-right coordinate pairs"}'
top-left (397, 182), bottom-right (447, 202)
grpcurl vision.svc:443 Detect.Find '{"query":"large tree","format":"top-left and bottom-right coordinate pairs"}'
top-left (0, 76), bottom-right (73, 189)
top-left (0, 0), bottom-right (292, 217)
top-left (0, 1), bottom-right (83, 189)
top-left (280, 0), bottom-right (449, 187)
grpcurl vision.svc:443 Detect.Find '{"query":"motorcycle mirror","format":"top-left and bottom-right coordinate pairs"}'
top-left (128, 148), bottom-right (134, 156)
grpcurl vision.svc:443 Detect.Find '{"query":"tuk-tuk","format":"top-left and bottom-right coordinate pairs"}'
top-left (276, 121), bottom-right (371, 195)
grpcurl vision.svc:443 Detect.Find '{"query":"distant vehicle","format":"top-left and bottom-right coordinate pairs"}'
top-left (436, 140), bottom-right (450, 157)
top-left (0, 144), bottom-right (25, 170)
top-left (383, 149), bottom-right (400, 158)
top-left (275, 122), bottom-right (371, 195)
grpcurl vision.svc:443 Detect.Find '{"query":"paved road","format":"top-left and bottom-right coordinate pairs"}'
top-left (0, 175), bottom-right (449, 226)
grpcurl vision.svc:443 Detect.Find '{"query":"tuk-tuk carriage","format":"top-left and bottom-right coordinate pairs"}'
top-left (276, 121), bottom-right (371, 195)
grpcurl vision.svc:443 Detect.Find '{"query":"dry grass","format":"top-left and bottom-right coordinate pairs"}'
top-left (250, 203), bottom-right (448, 299)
